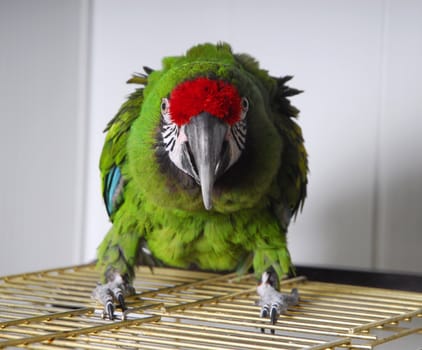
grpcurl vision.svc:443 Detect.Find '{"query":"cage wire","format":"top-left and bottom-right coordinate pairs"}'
top-left (0, 264), bottom-right (421, 349)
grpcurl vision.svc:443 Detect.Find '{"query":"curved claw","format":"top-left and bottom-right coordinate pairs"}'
top-left (270, 306), bottom-right (277, 325)
top-left (117, 293), bottom-right (127, 312)
top-left (106, 301), bottom-right (115, 320)
top-left (270, 306), bottom-right (278, 334)
top-left (260, 307), bottom-right (268, 333)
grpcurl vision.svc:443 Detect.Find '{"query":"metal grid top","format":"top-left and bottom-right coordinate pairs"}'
top-left (0, 264), bottom-right (421, 349)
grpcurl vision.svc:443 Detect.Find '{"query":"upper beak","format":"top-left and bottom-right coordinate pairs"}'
top-left (184, 112), bottom-right (228, 210)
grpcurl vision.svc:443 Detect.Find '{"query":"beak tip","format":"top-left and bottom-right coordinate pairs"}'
top-left (203, 198), bottom-right (213, 210)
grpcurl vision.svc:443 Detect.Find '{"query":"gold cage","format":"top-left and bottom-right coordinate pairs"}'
top-left (0, 264), bottom-right (421, 349)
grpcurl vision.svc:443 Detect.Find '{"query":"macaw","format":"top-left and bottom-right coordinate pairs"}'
top-left (93, 42), bottom-right (307, 329)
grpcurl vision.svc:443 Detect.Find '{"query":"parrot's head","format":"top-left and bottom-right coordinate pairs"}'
top-left (159, 77), bottom-right (249, 210)
top-left (129, 43), bottom-right (290, 213)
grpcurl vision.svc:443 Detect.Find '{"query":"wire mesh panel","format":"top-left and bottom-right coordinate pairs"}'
top-left (0, 264), bottom-right (421, 349)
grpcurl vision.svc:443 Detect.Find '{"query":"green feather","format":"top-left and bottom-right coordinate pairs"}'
top-left (96, 42), bottom-right (308, 284)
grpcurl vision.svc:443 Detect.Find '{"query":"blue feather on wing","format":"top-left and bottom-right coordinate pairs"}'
top-left (104, 166), bottom-right (123, 217)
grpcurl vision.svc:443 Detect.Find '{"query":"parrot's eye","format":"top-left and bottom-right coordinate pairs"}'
top-left (161, 98), bottom-right (169, 114)
top-left (240, 97), bottom-right (249, 120)
top-left (161, 98), bottom-right (172, 123)
top-left (241, 97), bottom-right (249, 111)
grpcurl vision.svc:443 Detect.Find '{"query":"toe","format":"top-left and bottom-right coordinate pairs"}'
top-left (260, 305), bottom-right (269, 318)
top-left (270, 306), bottom-right (278, 325)
top-left (93, 273), bottom-right (135, 321)
top-left (117, 293), bottom-right (127, 312)
top-left (106, 301), bottom-right (114, 320)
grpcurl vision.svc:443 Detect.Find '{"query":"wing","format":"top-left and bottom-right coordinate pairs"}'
top-left (100, 69), bottom-right (150, 220)
top-left (271, 76), bottom-right (308, 230)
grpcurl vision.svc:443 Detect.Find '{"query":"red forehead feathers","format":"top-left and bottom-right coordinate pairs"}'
top-left (169, 77), bottom-right (241, 126)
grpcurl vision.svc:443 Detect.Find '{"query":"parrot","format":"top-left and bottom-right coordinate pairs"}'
top-left (93, 42), bottom-right (308, 329)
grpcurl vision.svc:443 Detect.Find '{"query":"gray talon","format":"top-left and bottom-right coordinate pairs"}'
top-left (257, 271), bottom-right (300, 333)
top-left (92, 272), bottom-right (135, 320)
top-left (260, 307), bottom-right (268, 333)
top-left (117, 293), bottom-right (126, 312)
top-left (270, 306), bottom-right (277, 325)
top-left (106, 302), bottom-right (114, 320)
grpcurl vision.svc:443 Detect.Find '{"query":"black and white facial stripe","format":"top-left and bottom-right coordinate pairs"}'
top-left (162, 122), bottom-right (178, 153)
top-left (231, 121), bottom-right (247, 151)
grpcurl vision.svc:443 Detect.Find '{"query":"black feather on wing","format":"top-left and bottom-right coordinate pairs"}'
top-left (271, 76), bottom-right (308, 229)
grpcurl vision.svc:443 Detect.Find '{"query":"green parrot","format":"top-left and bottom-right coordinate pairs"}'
top-left (93, 42), bottom-right (307, 328)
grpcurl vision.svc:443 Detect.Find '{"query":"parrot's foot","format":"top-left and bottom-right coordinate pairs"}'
top-left (92, 271), bottom-right (135, 320)
top-left (256, 271), bottom-right (299, 334)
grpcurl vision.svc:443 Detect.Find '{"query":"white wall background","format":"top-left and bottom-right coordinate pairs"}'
top-left (0, 0), bottom-right (89, 275)
top-left (1, 0), bottom-right (421, 276)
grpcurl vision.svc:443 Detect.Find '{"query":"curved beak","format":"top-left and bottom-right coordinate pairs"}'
top-left (184, 112), bottom-right (228, 210)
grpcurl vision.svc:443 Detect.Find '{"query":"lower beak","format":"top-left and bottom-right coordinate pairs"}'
top-left (184, 112), bottom-right (228, 210)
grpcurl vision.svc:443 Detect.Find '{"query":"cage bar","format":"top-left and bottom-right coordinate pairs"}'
top-left (0, 264), bottom-right (420, 349)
